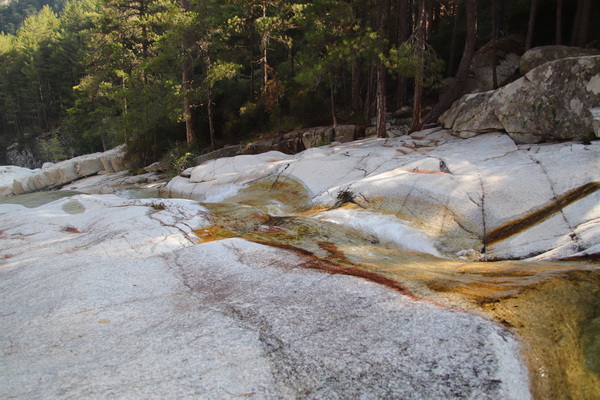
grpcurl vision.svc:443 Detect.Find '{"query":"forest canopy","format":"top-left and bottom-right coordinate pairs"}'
top-left (0, 0), bottom-right (598, 167)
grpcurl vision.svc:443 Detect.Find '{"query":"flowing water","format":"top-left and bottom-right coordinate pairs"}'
top-left (189, 177), bottom-right (600, 400)
top-left (3, 180), bottom-right (599, 399)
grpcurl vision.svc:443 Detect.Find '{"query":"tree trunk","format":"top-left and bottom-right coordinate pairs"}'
top-left (250, 24), bottom-right (255, 100)
top-left (570, 0), bottom-right (583, 46)
top-left (121, 75), bottom-right (127, 113)
top-left (556, 0), bottom-right (563, 45)
top-left (396, 0), bottom-right (410, 108)
top-left (410, 0), bottom-right (426, 133)
top-left (578, 0), bottom-right (591, 47)
top-left (182, 58), bottom-right (195, 145)
top-left (364, 65), bottom-right (376, 125)
top-left (376, 62), bottom-right (387, 137)
top-left (376, 0), bottom-right (389, 138)
top-left (182, 66), bottom-right (196, 144)
top-left (260, 4), bottom-right (268, 91)
top-left (491, 0), bottom-right (498, 89)
top-left (525, 0), bottom-right (539, 51)
top-left (425, 0), bottom-right (433, 41)
top-left (351, 58), bottom-right (362, 114)
top-left (204, 51), bottom-right (215, 149)
top-left (180, 0), bottom-right (196, 144)
top-left (571, 0), bottom-right (591, 47)
top-left (207, 85), bottom-right (215, 149)
top-left (421, 0), bottom-right (477, 126)
top-left (330, 76), bottom-right (337, 128)
top-left (447, 1), bottom-right (462, 77)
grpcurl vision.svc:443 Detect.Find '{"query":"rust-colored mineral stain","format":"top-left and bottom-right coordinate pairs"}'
top-left (193, 226), bottom-right (238, 243)
top-left (318, 241), bottom-right (350, 263)
top-left (486, 181), bottom-right (600, 246)
top-left (249, 239), bottom-right (423, 301)
top-left (60, 226), bottom-right (81, 234)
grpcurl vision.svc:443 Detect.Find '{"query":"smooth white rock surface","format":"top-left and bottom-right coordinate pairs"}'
top-left (163, 130), bottom-right (600, 260)
top-left (0, 145), bottom-right (126, 197)
top-left (0, 165), bottom-right (38, 196)
top-left (0, 195), bottom-right (531, 399)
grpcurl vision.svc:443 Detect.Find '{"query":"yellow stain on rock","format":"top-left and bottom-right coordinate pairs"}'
top-left (193, 226), bottom-right (239, 243)
top-left (186, 176), bottom-right (600, 400)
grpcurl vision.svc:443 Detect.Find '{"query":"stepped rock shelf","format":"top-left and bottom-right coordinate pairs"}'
top-left (1, 128), bottom-right (599, 399)
top-left (164, 129), bottom-right (600, 261)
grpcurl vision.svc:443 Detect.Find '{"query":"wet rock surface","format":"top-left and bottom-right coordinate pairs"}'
top-left (1, 126), bottom-right (599, 399)
top-left (0, 196), bottom-right (530, 399)
top-left (164, 129), bottom-right (600, 261)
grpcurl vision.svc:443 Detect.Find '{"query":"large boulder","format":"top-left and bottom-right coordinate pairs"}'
top-left (519, 45), bottom-right (600, 75)
top-left (440, 56), bottom-right (600, 143)
top-left (5, 143), bottom-right (38, 169)
top-left (301, 126), bottom-right (335, 149)
top-left (1, 145), bottom-right (127, 197)
top-left (463, 36), bottom-right (523, 94)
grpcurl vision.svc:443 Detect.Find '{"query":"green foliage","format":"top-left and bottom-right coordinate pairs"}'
top-left (2, 0), bottom-right (591, 167)
top-left (38, 134), bottom-right (68, 162)
top-left (0, 0), bottom-right (67, 34)
top-left (160, 141), bottom-right (198, 177)
top-left (385, 41), bottom-right (444, 88)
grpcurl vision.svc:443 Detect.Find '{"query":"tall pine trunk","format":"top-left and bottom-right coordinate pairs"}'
top-left (570, 0), bottom-right (591, 47)
top-left (351, 58), bottom-right (362, 114)
top-left (204, 51), bottom-right (215, 149)
top-left (329, 75), bottom-right (337, 128)
top-left (491, 0), bottom-right (498, 89)
top-left (376, 0), bottom-right (389, 138)
top-left (376, 63), bottom-right (387, 137)
top-left (396, 0), bottom-right (410, 108)
top-left (421, 0), bottom-right (477, 126)
top-left (260, 4), bottom-right (268, 91)
top-left (525, 0), bottom-right (539, 50)
top-left (447, 1), bottom-right (462, 77)
top-left (364, 65), bottom-right (376, 124)
top-left (556, 0), bottom-right (563, 45)
top-left (410, 0), bottom-right (426, 133)
top-left (181, 0), bottom-right (196, 144)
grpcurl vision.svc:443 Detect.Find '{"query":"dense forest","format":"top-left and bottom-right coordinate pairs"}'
top-left (0, 0), bottom-right (598, 167)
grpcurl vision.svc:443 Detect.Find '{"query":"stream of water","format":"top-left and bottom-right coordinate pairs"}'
top-left (3, 184), bottom-right (599, 399)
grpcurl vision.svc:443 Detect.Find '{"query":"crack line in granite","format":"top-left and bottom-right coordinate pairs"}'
top-left (486, 181), bottom-right (600, 246)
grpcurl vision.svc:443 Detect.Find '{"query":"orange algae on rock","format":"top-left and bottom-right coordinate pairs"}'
top-left (193, 188), bottom-right (599, 400)
top-left (193, 226), bottom-right (238, 243)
